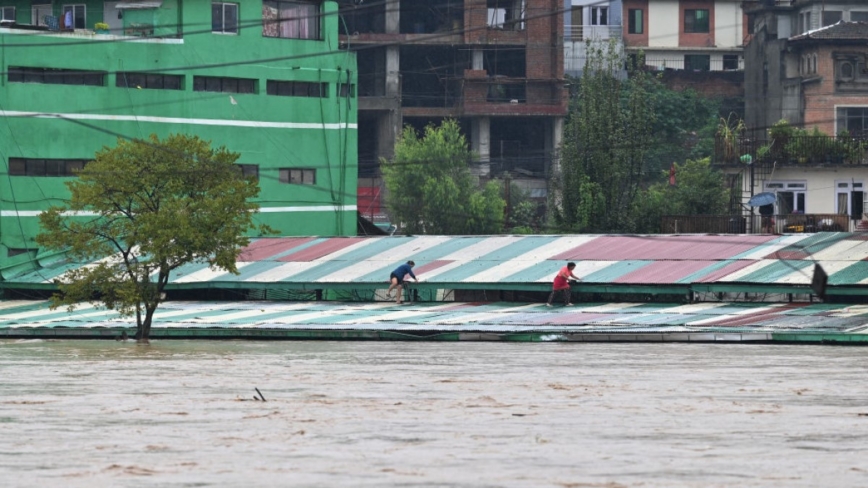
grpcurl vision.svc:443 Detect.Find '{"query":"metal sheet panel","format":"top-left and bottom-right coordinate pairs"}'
top-left (613, 259), bottom-right (718, 284)
top-left (551, 235), bottom-right (777, 261)
top-left (278, 237), bottom-right (367, 262)
top-left (238, 237), bottom-right (317, 261)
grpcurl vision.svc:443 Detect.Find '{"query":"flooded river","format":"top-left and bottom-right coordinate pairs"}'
top-left (1, 340), bottom-right (867, 487)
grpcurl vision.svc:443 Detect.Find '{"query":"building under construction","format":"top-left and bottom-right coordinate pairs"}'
top-left (338, 0), bottom-right (567, 223)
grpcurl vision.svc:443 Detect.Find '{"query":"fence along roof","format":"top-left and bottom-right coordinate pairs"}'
top-left (5, 233), bottom-right (868, 295)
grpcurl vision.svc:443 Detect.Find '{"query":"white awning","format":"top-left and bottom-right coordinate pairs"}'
top-left (116, 1), bottom-right (162, 9)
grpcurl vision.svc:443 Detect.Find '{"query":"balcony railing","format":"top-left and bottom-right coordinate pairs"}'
top-left (661, 214), bottom-right (853, 234)
top-left (565, 24), bottom-right (621, 41)
top-left (642, 56), bottom-right (743, 72)
top-left (3, 6), bottom-right (182, 38)
top-left (714, 134), bottom-right (868, 166)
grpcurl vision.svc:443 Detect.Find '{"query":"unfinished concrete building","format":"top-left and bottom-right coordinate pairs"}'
top-left (339, 0), bottom-right (567, 224)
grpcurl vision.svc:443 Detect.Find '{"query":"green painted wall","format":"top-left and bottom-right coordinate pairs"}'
top-left (0, 1), bottom-right (357, 275)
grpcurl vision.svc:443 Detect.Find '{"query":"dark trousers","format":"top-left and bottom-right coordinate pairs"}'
top-left (547, 289), bottom-right (570, 305)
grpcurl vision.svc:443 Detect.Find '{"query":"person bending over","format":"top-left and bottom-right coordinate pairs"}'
top-left (387, 260), bottom-right (418, 304)
top-left (547, 262), bottom-right (581, 307)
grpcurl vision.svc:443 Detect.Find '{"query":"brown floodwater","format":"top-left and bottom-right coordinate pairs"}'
top-left (1, 340), bottom-right (867, 487)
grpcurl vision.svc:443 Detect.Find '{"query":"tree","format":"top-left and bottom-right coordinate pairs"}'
top-left (504, 181), bottom-right (541, 234)
top-left (37, 134), bottom-right (271, 344)
top-left (381, 119), bottom-right (505, 234)
top-left (644, 83), bottom-right (720, 175)
top-left (553, 40), bottom-right (655, 233)
top-left (633, 157), bottom-right (729, 233)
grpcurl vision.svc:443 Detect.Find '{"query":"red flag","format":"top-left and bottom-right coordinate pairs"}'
top-left (669, 163), bottom-right (676, 186)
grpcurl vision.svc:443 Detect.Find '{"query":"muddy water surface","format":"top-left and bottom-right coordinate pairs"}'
top-left (1, 340), bottom-right (867, 487)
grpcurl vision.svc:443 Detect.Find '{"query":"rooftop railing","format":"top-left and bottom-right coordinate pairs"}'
top-left (714, 134), bottom-right (868, 166)
top-left (661, 214), bottom-right (853, 234)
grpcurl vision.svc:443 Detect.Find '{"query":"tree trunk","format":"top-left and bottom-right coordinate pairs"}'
top-left (134, 306), bottom-right (145, 343)
top-left (140, 307), bottom-right (155, 344)
top-left (135, 305), bottom-right (156, 344)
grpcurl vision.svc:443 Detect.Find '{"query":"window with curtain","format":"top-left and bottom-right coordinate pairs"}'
top-left (628, 9), bottom-right (643, 34)
top-left (684, 9), bottom-right (709, 33)
top-left (263, 0), bottom-right (320, 40)
top-left (590, 7), bottom-right (608, 26)
top-left (836, 181), bottom-right (863, 219)
top-left (62, 4), bottom-right (86, 29)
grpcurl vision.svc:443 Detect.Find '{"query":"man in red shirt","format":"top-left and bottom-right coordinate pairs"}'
top-left (546, 262), bottom-right (581, 307)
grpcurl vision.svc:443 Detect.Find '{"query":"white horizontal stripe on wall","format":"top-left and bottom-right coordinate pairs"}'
top-left (0, 111), bottom-right (358, 130)
top-left (1, 206), bottom-right (357, 217)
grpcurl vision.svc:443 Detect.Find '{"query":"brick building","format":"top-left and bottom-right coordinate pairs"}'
top-left (744, 0), bottom-right (868, 135)
top-left (622, 0), bottom-right (746, 73)
top-left (564, 0), bottom-right (746, 99)
top-left (338, 0), bottom-right (567, 224)
top-left (729, 1), bottom-right (868, 226)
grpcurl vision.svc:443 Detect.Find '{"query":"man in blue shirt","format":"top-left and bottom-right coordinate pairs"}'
top-left (387, 260), bottom-right (418, 304)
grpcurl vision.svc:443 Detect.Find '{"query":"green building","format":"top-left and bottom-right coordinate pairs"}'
top-left (0, 0), bottom-right (357, 276)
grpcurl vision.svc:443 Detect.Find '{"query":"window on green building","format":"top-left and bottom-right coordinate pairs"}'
top-left (262, 1), bottom-right (320, 40)
top-left (193, 76), bottom-right (255, 93)
top-left (9, 158), bottom-right (87, 176)
top-left (339, 83), bottom-right (355, 97)
top-left (62, 4), bottom-right (86, 29)
top-left (266, 80), bottom-right (326, 97)
top-left (8, 66), bottom-right (105, 86)
top-left (236, 164), bottom-right (259, 180)
top-left (1, 6), bottom-right (15, 22)
top-left (279, 168), bottom-right (316, 185)
top-left (212, 2), bottom-right (238, 34)
top-left (117, 72), bottom-right (183, 90)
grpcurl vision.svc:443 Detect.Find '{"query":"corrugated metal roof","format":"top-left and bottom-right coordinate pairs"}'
top-left (6, 234), bottom-right (868, 294)
top-left (552, 234), bottom-right (778, 260)
top-left (1, 300), bottom-right (866, 337)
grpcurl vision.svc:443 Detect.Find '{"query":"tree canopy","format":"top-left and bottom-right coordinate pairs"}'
top-left (554, 40), bottom-right (655, 233)
top-left (381, 119), bottom-right (505, 234)
top-left (633, 158), bottom-right (730, 233)
top-left (37, 133), bottom-right (271, 343)
top-left (554, 40), bottom-right (727, 233)
top-left (643, 82), bottom-right (720, 176)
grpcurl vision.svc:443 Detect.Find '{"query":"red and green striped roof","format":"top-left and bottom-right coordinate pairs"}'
top-left (4, 233), bottom-right (867, 295)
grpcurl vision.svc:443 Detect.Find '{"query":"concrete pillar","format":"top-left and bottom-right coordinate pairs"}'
top-left (378, 110), bottom-right (401, 161)
top-left (385, 46), bottom-right (400, 98)
top-left (471, 117), bottom-right (491, 177)
top-left (472, 49), bottom-right (484, 70)
top-left (547, 116), bottom-right (564, 177)
top-left (385, 0), bottom-right (399, 34)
